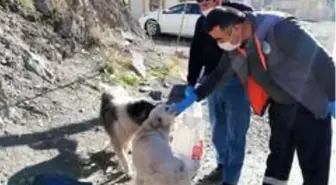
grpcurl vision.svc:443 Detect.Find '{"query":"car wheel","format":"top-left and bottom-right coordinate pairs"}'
top-left (145, 19), bottom-right (160, 37)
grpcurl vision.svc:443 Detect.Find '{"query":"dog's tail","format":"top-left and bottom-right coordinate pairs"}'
top-left (100, 92), bottom-right (114, 115)
top-left (99, 92), bottom-right (116, 129)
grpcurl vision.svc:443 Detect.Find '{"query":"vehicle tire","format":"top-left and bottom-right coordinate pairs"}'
top-left (145, 19), bottom-right (160, 37)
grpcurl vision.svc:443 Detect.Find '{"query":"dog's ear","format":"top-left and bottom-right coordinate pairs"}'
top-left (127, 100), bottom-right (155, 124)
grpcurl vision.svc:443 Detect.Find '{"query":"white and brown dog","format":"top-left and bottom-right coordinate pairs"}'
top-left (99, 92), bottom-right (155, 177)
top-left (132, 103), bottom-right (191, 185)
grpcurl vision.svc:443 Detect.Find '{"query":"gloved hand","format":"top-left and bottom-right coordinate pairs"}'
top-left (185, 85), bottom-right (195, 97)
top-left (169, 85), bottom-right (197, 113)
top-left (328, 101), bottom-right (335, 118)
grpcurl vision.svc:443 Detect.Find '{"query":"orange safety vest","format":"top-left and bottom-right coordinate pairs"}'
top-left (237, 35), bottom-right (269, 116)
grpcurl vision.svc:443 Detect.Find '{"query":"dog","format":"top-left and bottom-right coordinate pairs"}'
top-left (99, 92), bottom-right (155, 176)
top-left (132, 103), bottom-right (191, 185)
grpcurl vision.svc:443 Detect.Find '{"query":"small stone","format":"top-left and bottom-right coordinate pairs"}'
top-left (38, 120), bottom-right (44, 127)
top-left (162, 81), bottom-right (170, 88)
top-left (79, 108), bottom-right (84, 113)
top-left (0, 57), bottom-right (8, 65)
top-left (130, 50), bottom-right (146, 77)
top-left (3, 130), bottom-right (10, 136)
top-left (89, 163), bottom-right (96, 168)
top-left (139, 81), bottom-right (150, 86)
top-left (105, 167), bottom-right (113, 173)
top-left (149, 90), bottom-right (162, 101)
top-left (138, 86), bottom-right (152, 93)
top-left (111, 168), bottom-right (119, 174)
top-left (23, 55), bottom-right (54, 83)
top-left (35, 0), bottom-right (53, 14)
top-left (81, 49), bottom-right (89, 54)
top-left (25, 13), bottom-right (37, 22)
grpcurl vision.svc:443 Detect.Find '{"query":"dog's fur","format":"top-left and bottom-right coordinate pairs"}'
top-left (99, 92), bottom-right (155, 176)
top-left (132, 104), bottom-right (191, 185)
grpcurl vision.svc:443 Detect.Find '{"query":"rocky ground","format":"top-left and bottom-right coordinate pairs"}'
top-left (0, 1), bottom-right (335, 185)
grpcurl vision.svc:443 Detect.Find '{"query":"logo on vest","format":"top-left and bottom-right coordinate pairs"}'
top-left (262, 41), bottom-right (271, 55)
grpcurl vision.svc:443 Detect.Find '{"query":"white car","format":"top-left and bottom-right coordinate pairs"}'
top-left (138, 1), bottom-right (202, 38)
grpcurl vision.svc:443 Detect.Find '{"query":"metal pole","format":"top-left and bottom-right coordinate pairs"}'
top-left (176, 1), bottom-right (187, 52)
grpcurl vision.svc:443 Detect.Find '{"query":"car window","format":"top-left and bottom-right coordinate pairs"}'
top-left (186, 3), bottom-right (201, 14)
top-left (167, 4), bottom-right (186, 14)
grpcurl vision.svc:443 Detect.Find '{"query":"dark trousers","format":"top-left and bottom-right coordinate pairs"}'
top-left (263, 101), bottom-right (332, 185)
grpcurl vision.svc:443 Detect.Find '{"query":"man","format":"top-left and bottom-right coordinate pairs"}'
top-left (186, 0), bottom-right (253, 184)
top-left (170, 7), bottom-right (335, 185)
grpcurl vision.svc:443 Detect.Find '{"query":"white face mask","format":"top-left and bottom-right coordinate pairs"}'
top-left (217, 41), bottom-right (240, 51)
top-left (217, 29), bottom-right (241, 51)
top-left (201, 7), bottom-right (214, 16)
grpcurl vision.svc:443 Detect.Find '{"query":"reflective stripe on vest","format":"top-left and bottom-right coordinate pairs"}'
top-left (237, 34), bottom-right (268, 116)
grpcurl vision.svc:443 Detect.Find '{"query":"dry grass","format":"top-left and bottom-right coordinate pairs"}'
top-left (149, 55), bottom-right (185, 79)
top-left (16, 0), bottom-right (35, 10)
top-left (50, 0), bottom-right (70, 14)
top-left (87, 26), bottom-right (109, 47)
top-left (101, 48), bottom-right (185, 88)
top-left (101, 49), bottom-right (143, 87)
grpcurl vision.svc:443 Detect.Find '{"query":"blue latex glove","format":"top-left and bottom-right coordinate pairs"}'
top-left (328, 101), bottom-right (335, 118)
top-left (185, 85), bottom-right (195, 97)
top-left (169, 85), bottom-right (197, 113)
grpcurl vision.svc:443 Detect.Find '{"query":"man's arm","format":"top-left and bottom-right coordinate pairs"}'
top-left (274, 18), bottom-right (335, 100)
top-left (187, 17), bottom-right (205, 86)
top-left (194, 52), bottom-right (233, 101)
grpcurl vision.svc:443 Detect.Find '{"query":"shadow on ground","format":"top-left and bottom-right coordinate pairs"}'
top-left (0, 119), bottom-right (99, 148)
top-left (2, 119), bottom-right (130, 185)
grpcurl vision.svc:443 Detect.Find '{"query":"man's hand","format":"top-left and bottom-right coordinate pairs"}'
top-left (328, 101), bottom-right (335, 118)
top-left (169, 85), bottom-right (197, 113)
top-left (185, 85), bottom-right (195, 97)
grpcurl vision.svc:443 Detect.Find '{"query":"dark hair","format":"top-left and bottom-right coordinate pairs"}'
top-left (204, 7), bottom-right (246, 32)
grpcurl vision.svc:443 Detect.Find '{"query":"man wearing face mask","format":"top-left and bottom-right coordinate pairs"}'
top-left (170, 7), bottom-right (335, 185)
top-left (186, 0), bottom-right (253, 185)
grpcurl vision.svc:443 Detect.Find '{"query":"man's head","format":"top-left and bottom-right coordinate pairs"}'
top-left (204, 7), bottom-right (249, 51)
top-left (145, 103), bottom-right (177, 133)
top-left (197, 0), bottom-right (224, 16)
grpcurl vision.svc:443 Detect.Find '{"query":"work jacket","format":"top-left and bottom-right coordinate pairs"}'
top-left (195, 12), bottom-right (335, 118)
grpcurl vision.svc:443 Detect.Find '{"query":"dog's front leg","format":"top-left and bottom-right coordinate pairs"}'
top-left (109, 137), bottom-right (133, 177)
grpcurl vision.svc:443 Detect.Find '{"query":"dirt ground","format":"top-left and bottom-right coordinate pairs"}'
top-left (0, 8), bottom-right (335, 185)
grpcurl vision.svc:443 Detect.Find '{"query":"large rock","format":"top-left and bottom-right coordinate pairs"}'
top-left (34, 0), bottom-right (53, 14)
top-left (130, 50), bottom-right (146, 77)
top-left (23, 53), bottom-right (55, 83)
